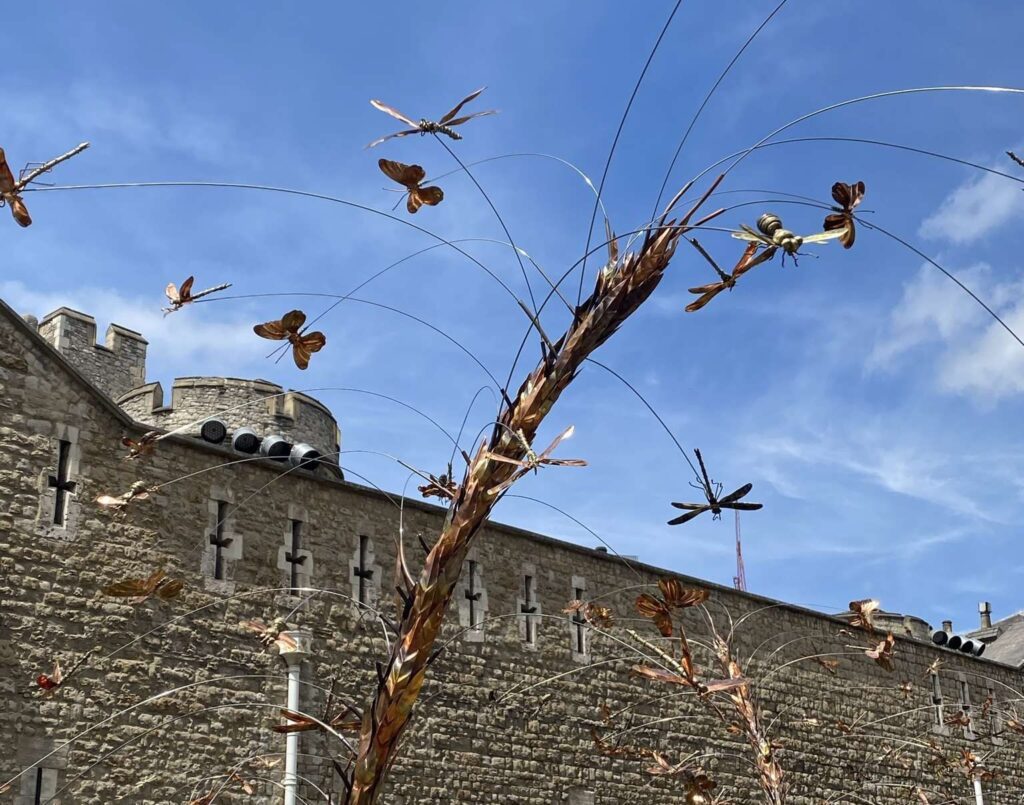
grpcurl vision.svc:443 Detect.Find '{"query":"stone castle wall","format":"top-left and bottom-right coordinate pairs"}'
top-left (34, 307), bottom-right (147, 401)
top-left (118, 376), bottom-right (341, 458)
top-left (2, 302), bottom-right (1023, 804)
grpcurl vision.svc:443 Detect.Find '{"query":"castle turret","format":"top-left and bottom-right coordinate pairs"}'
top-left (118, 376), bottom-right (341, 468)
top-left (36, 307), bottom-right (147, 400)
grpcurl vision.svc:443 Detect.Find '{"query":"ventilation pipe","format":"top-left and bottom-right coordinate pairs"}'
top-left (260, 434), bottom-right (292, 462)
top-left (288, 443), bottom-right (322, 471)
top-left (232, 427), bottom-right (261, 454)
top-left (200, 418), bottom-right (227, 444)
top-left (932, 630), bottom-right (949, 646)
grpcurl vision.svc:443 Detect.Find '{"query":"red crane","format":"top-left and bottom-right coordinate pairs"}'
top-left (733, 509), bottom-right (747, 592)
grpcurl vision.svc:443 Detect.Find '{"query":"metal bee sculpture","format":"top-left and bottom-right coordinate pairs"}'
top-left (668, 449), bottom-right (762, 525)
top-left (367, 87), bottom-right (497, 148)
top-left (732, 212), bottom-right (845, 264)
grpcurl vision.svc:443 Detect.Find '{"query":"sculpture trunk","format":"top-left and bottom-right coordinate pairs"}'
top-left (345, 177), bottom-right (724, 804)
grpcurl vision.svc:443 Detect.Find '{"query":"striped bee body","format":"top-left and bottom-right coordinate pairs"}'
top-left (418, 119), bottom-right (463, 140)
top-left (757, 214), bottom-right (803, 255)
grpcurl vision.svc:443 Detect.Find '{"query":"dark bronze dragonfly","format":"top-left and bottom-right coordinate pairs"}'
top-left (367, 87), bottom-right (496, 148)
top-left (668, 449), bottom-right (762, 525)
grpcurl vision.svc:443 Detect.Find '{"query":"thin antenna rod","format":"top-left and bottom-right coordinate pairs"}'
top-left (733, 509), bottom-right (748, 592)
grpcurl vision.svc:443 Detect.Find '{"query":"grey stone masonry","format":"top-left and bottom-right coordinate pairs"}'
top-left (118, 376), bottom-right (341, 460)
top-left (36, 307), bottom-right (146, 400)
top-left (3, 296), bottom-right (1024, 804)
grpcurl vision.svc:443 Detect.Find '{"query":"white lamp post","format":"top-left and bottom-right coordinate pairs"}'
top-left (279, 631), bottom-right (312, 805)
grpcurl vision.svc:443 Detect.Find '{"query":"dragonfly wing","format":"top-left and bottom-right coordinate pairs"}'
top-left (718, 482), bottom-right (753, 505)
top-left (731, 225), bottom-right (769, 245)
top-left (538, 424), bottom-right (575, 460)
top-left (725, 501), bottom-right (763, 511)
top-left (369, 99), bottom-right (418, 127)
top-left (668, 507), bottom-right (709, 525)
top-left (366, 128), bottom-right (421, 149)
top-left (439, 87), bottom-right (486, 124)
top-left (445, 110), bottom-right (499, 127)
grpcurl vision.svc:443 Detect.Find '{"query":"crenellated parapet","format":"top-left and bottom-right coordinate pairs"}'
top-left (117, 376), bottom-right (341, 461)
top-left (35, 307), bottom-right (147, 400)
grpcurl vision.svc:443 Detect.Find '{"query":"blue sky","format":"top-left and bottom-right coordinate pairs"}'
top-left (3, 2), bottom-right (1024, 632)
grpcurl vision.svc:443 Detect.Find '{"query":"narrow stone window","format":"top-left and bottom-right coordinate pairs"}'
top-left (958, 675), bottom-right (975, 739)
top-left (986, 685), bottom-right (1003, 742)
top-left (348, 530), bottom-right (381, 613)
top-left (570, 575), bottom-right (590, 662)
top-left (287, 520), bottom-right (304, 593)
top-left (38, 428), bottom-right (82, 540)
top-left (354, 535), bottom-right (373, 604)
top-left (930, 672), bottom-right (944, 730)
top-left (209, 500), bottom-right (232, 580)
top-left (49, 440), bottom-right (74, 526)
top-left (27, 766), bottom-right (59, 803)
top-left (277, 507), bottom-right (313, 596)
top-left (520, 573), bottom-right (539, 646)
top-left (457, 558), bottom-right (488, 642)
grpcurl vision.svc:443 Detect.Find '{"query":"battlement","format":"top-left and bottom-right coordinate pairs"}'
top-left (118, 376), bottom-right (341, 459)
top-left (35, 307), bottom-right (147, 400)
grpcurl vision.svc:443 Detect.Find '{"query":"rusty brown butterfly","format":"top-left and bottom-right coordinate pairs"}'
top-left (848, 598), bottom-right (880, 631)
top-left (378, 159), bottom-right (444, 214)
top-left (0, 148), bottom-right (30, 227)
top-left (253, 310), bottom-right (326, 370)
top-left (368, 87), bottom-right (497, 148)
top-left (865, 632), bottom-right (896, 671)
top-left (163, 276), bottom-right (232, 315)
top-left (563, 599), bottom-right (614, 629)
top-left (101, 568), bottom-right (184, 604)
top-left (823, 181), bottom-right (866, 249)
top-left (122, 430), bottom-right (160, 460)
top-left (240, 617), bottom-right (297, 653)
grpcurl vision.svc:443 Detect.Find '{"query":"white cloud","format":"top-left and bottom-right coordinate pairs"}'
top-left (869, 263), bottom-right (1024, 401)
top-left (0, 82), bottom-right (240, 165)
top-left (918, 168), bottom-right (1024, 245)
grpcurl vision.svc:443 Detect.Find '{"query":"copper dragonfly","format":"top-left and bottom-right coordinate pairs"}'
top-left (685, 240), bottom-right (777, 312)
top-left (367, 87), bottom-right (497, 148)
top-left (668, 449), bottom-right (762, 525)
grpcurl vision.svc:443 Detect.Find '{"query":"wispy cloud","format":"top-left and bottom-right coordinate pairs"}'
top-left (0, 82), bottom-right (241, 165)
top-left (918, 164), bottom-right (1024, 245)
top-left (868, 263), bottom-right (1024, 402)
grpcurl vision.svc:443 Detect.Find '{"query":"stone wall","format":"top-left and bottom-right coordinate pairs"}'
top-left (35, 307), bottom-right (147, 401)
top-left (2, 301), bottom-right (1023, 804)
top-left (118, 377), bottom-right (341, 459)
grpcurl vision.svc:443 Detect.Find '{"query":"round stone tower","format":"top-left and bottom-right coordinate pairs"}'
top-left (118, 376), bottom-right (341, 466)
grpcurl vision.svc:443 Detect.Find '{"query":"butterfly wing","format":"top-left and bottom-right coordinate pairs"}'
top-left (831, 182), bottom-right (853, 209)
top-left (164, 283), bottom-right (180, 304)
top-left (369, 99), bottom-right (419, 128)
top-left (9, 196), bottom-right (30, 227)
top-left (378, 159), bottom-right (425, 190)
top-left (101, 577), bottom-right (152, 597)
top-left (439, 87), bottom-right (486, 125)
top-left (178, 276), bottom-right (195, 302)
top-left (0, 147), bottom-right (16, 194)
top-left (254, 319), bottom-right (289, 340)
top-left (155, 578), bottom-right (184, 600)
top-left (292, 332), bottom-right (326, 370)
top-left (281, 309), bottom-right (307, 333)
top-left (407, 185), bottom-right (443, 214)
